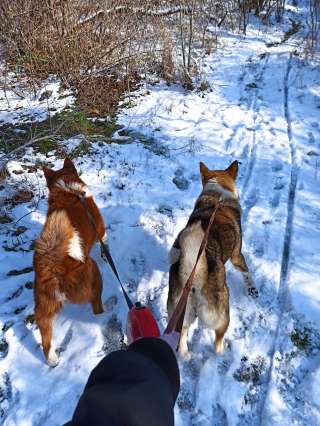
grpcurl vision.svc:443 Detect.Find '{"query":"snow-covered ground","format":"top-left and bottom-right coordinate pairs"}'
top-left (0, 5), bottom-right (319, 426)
top-left (0, 76), bottom-right (74, 125)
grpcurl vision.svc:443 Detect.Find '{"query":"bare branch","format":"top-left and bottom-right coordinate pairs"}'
top-left (0, 121), bottom-right (65, 176)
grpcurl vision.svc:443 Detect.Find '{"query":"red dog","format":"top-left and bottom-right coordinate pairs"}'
top-left (33, 158), bottom-right (106, 366)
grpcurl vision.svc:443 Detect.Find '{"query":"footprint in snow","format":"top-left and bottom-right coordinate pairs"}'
top-left (253, 241), bottom-right (264, 258)
top-left (243, 191), bottom-right (258, 213)
top-left (104, 295), bottom-right (118, 312)
top-left (173, 168), bottom-right (190, 191)
top-left (0, 338), bottom-right (9, 359)
top-left (273, 176), bottom-right (285, 190)
top-left (156, 204), bottom-right (173, 218)
top-left (271, 160), bottom-right (283, 172)
top-left (130, 252), bottom-right (146, 278)
top-left (58, 327), bottom-right (73, 354)
top-left (308, 131), bottom-right (315, 144)
top-left (191, 404), bottom-right (228, 426)
top-left (102, 314), bottom-right (125, 355)
top-left (217, 348), bottom-right (233, 376)
top-left (270, 191), bottom-right (280, 208)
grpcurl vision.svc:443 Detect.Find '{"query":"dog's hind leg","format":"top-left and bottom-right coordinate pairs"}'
top-left (168, 231), bottom-right (183, 266)
top-left (167, 262), bottom-right (182, 318)
top-left (231, 253), bottom-right (258, 297)
top-left (215, 318), bottom-right (229, 354)
top-left (231, 252), bottom-right (248, 272)
top-left (167, 263), bottom-right (192, 360)
top-left (35, 300), bottom-right (62, 367)
top-left (204, 250), bottom-right (230, 354)
top-left (178, 326), bottom-right (190, 360)
top-left (91, 259), bottom-right (104, 315)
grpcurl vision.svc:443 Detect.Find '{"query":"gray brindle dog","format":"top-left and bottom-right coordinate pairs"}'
top-left (167, 161), bottom-right (257, 358)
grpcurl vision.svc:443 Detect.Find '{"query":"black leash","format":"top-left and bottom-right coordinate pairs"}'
top-left (99, 239), bottom-right (133, 309)
top-left (77, 194), bottom-right (134, 309)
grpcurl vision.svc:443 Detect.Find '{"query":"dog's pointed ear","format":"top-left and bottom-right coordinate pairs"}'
top-left (43, 166), bottom-right (55, 183)
top-left (64, 157), bottom-right (77, 172)
top-left (199, 162), bottom-right (211, 180)
top-left (226, 160), bottom-right (238, 180)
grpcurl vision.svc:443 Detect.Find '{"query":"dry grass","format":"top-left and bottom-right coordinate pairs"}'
top-left (0, 0), bottom-right (288, 114)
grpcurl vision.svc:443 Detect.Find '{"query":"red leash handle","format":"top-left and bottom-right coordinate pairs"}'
top-left (127, 302), bottom-right (161, 344)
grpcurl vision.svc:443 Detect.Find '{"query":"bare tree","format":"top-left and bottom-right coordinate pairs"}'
top-left (308, 0), bottom-right (320, 53)
top-left (0, 0), bottom-right (291, 112)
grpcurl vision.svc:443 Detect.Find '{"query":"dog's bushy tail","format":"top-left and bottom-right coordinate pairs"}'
top-left (34, 210), bottom-right (75, 277)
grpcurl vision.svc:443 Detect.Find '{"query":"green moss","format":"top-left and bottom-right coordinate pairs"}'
top-left (0, 108), bottom-right (123, 160)
top-left (70, 139), bottom-right (91, 158)
top-left (199, 79), bottom-right (210, 92)
top-left (0, 213), bottom-right (13, 224)
top-left (117, 129), bottom-right (160, 150)
top-left (20, 53), bottom-right (50, 63)
top-left (53, 110), bottom-right (121, 138)
top-left (25, 314), bottom-right (35, 325)
top-left (291, 327), bottom-right (312, 353)
top-left (34, 138), bottom-right (57, 155)
top-left (121, 100), bottom-right (136, 109)
top-left (55, 110), bottom-right (95, 137)
top-left (233, 355), bottom-right (266, 385)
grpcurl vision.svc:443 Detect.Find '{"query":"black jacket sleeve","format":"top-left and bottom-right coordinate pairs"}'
top-left (64, 337), bottom-right (180, 426)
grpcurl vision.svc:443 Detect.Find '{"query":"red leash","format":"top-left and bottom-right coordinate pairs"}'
top-left (165, 199), bottom-right (222, 336)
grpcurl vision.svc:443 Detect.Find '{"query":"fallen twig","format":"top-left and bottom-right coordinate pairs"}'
top-left (0, 121), bottom-right (65, 179)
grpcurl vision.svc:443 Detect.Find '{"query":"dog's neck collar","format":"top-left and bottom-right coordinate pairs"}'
top-left (203, 179), bottom-right (239, 201)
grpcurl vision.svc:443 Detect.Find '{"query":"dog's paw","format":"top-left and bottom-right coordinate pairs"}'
top-left (248, 286), bottom-right (259, 298)
top-left (179, 349), bottom-right (192, 363)
top-left (178, 338), bottom-right (191, 362)
top-left (215, 339), bottom-right (225, 355)
top-left (47, 347), bottom-right (60, 368)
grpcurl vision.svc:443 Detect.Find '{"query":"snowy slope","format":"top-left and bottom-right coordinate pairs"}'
top-left (0, 5), bottom-right (319, 426)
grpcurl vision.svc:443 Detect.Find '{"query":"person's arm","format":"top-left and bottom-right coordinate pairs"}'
top-left (65, 337), bottom-right (180, 426)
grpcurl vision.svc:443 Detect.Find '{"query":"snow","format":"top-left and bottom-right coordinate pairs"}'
top-left (0, 4), bottom-right (320, 426)
top-left (0, 76), bottom-right (74, 125)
